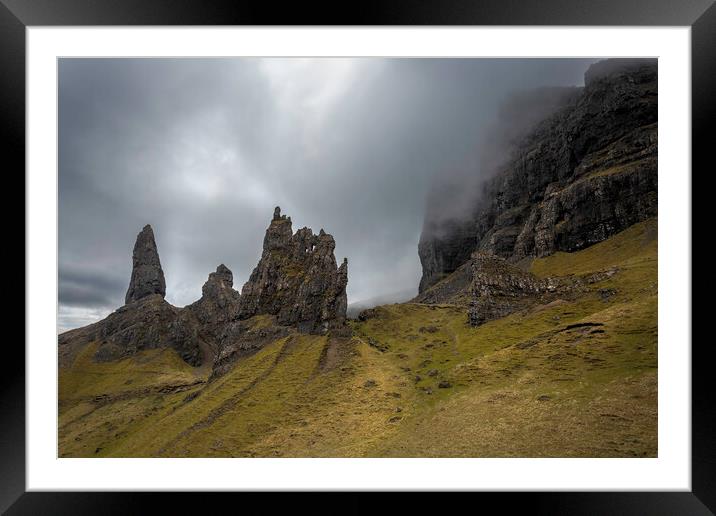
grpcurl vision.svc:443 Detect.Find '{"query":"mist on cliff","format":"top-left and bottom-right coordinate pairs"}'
top-left (58, 58), bottom-right (596, 331)
top-left (421, 85), bottom-right (582, 241)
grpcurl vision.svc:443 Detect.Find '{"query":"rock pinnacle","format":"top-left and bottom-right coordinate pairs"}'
top-left (125, 224), bottom-right (166, 304)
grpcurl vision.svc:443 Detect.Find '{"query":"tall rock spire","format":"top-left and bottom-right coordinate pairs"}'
top-left (125, 224), bottom-right (166, 304)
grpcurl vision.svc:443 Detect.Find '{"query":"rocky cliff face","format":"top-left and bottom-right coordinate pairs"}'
top-left (238, 207), bottom-right (348, 333)
top-left (419, 59), bottom-right (657, 294)
top-left (125, 225), bottom-right (166, 304)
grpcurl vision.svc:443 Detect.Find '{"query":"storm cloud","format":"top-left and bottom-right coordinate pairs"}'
top-left (59, 57), bottom-right (596, 332)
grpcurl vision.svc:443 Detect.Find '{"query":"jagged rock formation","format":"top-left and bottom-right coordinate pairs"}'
top-left (468, 253), bottom-right (552, 326)
top-left (60, 208), bottom-right (350, 369)
top-left (419, 58), bottom-right (657, 294)
top-left (238, 207), bottom-right (348, 333)
top-left (187, 264), bottom-right (241, 341)
top-left (467, 251), bottom-right (618, 326)
top-left (125, 225), bottom-right (166, 304)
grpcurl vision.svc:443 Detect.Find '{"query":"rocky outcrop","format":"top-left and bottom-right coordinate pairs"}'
top-left (238, 207), bottom-right (348, 333)
top-left (419, 58), bottom-right (657, 293)
top-left (212, 315), bottom-right (292, 378)
top-left (58, 292), bottom-right (208, 367)
top-left (59, 225), bottom-right (208, 367)
top-left (187, 264), bottom-right (241, 341)
top-left (96, 294), bottom-right (207, 366)
top-left (60, 208), bottom-right (351, 369)
top-left (125, 225), bottom-right (166, 304)
top-left (60, 224), bottom-right (207, 367)
top-left (468, 253), bottom-right (551, 326)
top-left (467, 251), bottom-right (618, 326)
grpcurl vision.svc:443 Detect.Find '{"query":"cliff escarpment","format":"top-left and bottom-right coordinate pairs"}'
top-left (418, 58), bottom-right (657, 295)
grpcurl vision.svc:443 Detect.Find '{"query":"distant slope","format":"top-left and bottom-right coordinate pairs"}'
top-left (346, 288), bottom-right (417, 318)
top-left (59, 219), bottom-right (657, 457)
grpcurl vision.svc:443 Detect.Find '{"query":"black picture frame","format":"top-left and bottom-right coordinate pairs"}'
top-left (4, 0), bottom-right (712, 513)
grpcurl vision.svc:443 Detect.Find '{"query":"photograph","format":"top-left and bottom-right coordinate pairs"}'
top-left (7, 2), bottom-right (708, 508)
top-left (57, 56), bottom-right (659, 458)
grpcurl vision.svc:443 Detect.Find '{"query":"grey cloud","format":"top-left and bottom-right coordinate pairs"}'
top-left (59, 57), bottom-right (597, 329)
top-left (59, 265), bottom-right (126, 308)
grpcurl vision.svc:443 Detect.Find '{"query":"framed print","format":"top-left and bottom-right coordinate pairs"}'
top-left (4, 0), bottom-right (713, 513)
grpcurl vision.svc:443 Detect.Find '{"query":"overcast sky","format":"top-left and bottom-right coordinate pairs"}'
top-left (58, 57), bottom-right (597, 332)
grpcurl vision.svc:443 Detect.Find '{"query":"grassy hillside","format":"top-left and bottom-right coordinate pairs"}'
top-left (59, 218), bottom-right (657, 457)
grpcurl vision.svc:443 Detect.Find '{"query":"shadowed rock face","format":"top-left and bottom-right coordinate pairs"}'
top-left (58, 293), bottom-right (208, 367)
top-left (419, 58), bottom-right (658, 293)
top-left (187, 264), bottom-right (241, 341)
top-left (125, 225), bottom-right (166, 304)
top-left (100, 294), bottom-right (207, 365)
top-left (468, 253), bottom-right (550, 326)
top-left (238, 207), bottom-right (349, 333)
top-left (467, 252), bottom-right (613, 326)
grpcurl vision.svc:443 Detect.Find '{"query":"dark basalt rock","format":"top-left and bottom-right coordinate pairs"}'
top-left (238, 207), bottom-right (349, 333)
top-left (125, 225), bottom-right (166, 304)
top-left (187, 264), bottom-right (241, 341)
top-left (357, 308), bottom-right (380, 322)
top-left (412, 260), bottom-right (472, 305)
top-left (468, 253), bottom-right (552, 326)
top-left (70, 294), bottom-right (208, 367)
top-left (419, 58), bottom-right (657, 293)
top-left (418, 218), bottom-right (475, 293)
top-left (211, 315), bottom-right (292, 378)
top-left (466, 252), bottom-right (617, 327)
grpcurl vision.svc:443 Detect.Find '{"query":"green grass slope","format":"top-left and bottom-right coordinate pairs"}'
top-left (59, 218), bottom-right (657, 457)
